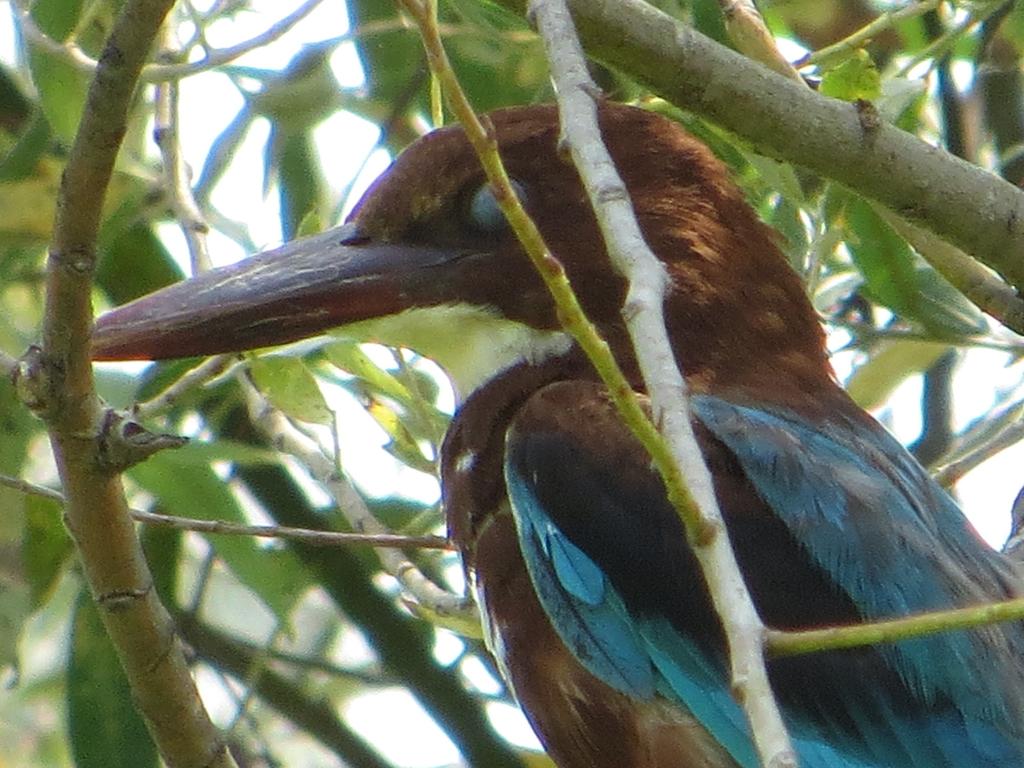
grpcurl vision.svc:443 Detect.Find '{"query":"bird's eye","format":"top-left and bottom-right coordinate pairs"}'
top-left (465, 179), bottom-right (527, 235)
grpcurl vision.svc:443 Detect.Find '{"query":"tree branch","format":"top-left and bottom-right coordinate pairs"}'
top-left (768, 596), bottom-right (1024, 658)
top-left (801, 0), bottom-right (941, 68)
top-left (496, 0), bottom-right (1024, 314)
top-left (0, 474), bottom-right (452, 550)
top-left (153, 24), bottom-right (212, 274)
top-left (529, 0), bottom-right (796, 764)
top-left (36, 0), bottom-right (236, 765)
top-left (13, 0), bottom-right (327, 84)
top-left (237, 375), bottom-right (467, 615)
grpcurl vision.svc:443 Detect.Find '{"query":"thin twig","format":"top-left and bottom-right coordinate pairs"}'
top-left (13, 0), bottom-right (327, 83)
top-left (718, 0), bottom-right (802, 81)
top-left (768, 596), bottom-right (1024, 657)
top-left (897, 2), bottom-right (1006, 77)
top-left (133, 509), bottom-right (452, 550)
top-left (152, 17), bottom-right (515, 85)
top-left (0, 474), bottom-right (64, 502)
top-left (154, 26), bottom-right (212, 273)
top-left (0, 473), bottom-right (451, 549)
top-left (12, 0), bottom-right (97, 71)
top-left (134, 354), bottom-right (237, 418)
top-left (529, 0), bottom-right (796, 763)
top-left (392, 0), bottom-right (680, 513)
top-left (238, 376), bottom-right (470, 618)
top-left (802, 0), bottom-right (941, 68)
top-left (145, 0), bottom-right (326, 82)
top-left (833, 320), bottom-right (1024, 352)
top-left (10, 463), bottom-right (1012, 671)
top-left (934, 409), bottom-right (1024, 486)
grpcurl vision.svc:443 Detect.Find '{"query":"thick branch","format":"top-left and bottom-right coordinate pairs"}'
top-left (497, 0), bottom-right (1024, 301)
top-left (39, 0), bottom-right (235, 766)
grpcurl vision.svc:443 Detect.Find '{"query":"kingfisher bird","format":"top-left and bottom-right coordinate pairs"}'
top-left (92, 103), bottom-right (1024, 767)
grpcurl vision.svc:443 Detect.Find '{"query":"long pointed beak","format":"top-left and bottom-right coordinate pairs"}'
top-left (92, 223), bottom-right (473, 361)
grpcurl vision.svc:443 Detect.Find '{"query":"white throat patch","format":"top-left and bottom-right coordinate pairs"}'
top-left (337, 304), bottom-right (574, 399)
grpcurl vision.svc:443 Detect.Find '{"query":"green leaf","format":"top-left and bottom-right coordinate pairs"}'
top-left (0, 153), bottom-right (63, 244)
top-left (324, 341), bottom-right (412, 403)
top-left (295, 208), bottom-right (323, 238)
top-left (911, 266), bottom-right (988, 337)
top-left (246, 43), bottom-right (343, 130)
top-left (345, 0), bottom-right (433, 150)
top-left (129, 453), bottom-right (313, 623)
top-left (820, 49), bottom-right (881, 102)
top-left (843, 196), bottom-right (919, 315)
top-left (67, 588), bottom-right (158, 768)
top-left (745, 152), bottom-right (804, 204)
top-left (166, 438), bottom-right (280, 467)
top-left (443, 0), bottom-right (549, 112)
top-left (766, 195), bottom-right (809, 269)
top-left (690, 0), bottom-right (730, 44)
top-left (30, 0), bottom-right (85, 40)
top-left (23, 495), bottom-right (73, 608)
top-left (0, 375), bottom-right (36, 538)
top-left (0, 376), bottom-right (33, 467)
top-left (25, 39), bottom-right (89, 145)
top-left (365, 496), bottom-right (437, 532)
top-left (368, 399), bottom-right (435, 475)
top-left (878, 76), bottom-right (927, 125)
top-left (0, 570), bottom-right (29, 672)
top-left (140, 524), bottom-right (181, 607)
top-left (846, 340), bottom-right (950, 409)
top-left (0, 378), bottom-right (37, 670)
top-left (275, 128), bottom-right (322, 240)
top-left (249, 356), bottom-right (333, 425)
top-left (842, 196), bottom-right (988, 337)
top-left (24, 0), bottom-right (96, 145)
top-left (0, 63), bottom-right (33, 130)
top-left (0, 109), bottom-right (52, 181)
top-left (96, 221), bottom-right (184, 305)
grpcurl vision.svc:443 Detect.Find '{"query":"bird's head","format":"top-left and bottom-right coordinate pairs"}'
top-left (92, 103), bottom-right (831, 402)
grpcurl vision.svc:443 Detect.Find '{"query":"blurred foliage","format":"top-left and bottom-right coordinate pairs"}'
top-left (1, 1), bottom-right (1024, 766)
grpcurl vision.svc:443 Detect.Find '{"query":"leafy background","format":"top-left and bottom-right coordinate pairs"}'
top-left (2, 0), bottom-right (1024, 766)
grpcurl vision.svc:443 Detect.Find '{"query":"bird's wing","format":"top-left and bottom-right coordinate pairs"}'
top-left (504, 381), bottom-right (759, 767)
top-left (503, 380), bottom-right (1024, 767)
top-left (692, 395), bottom-right (1024, 761)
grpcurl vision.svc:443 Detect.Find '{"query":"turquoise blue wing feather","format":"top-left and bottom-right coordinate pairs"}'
top-left (504, 428), bottom-right (759, 767)
top-left (503, 381), bottom-right (1024, 766)
top-left (692, 394), bottom-right (1024, 765)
